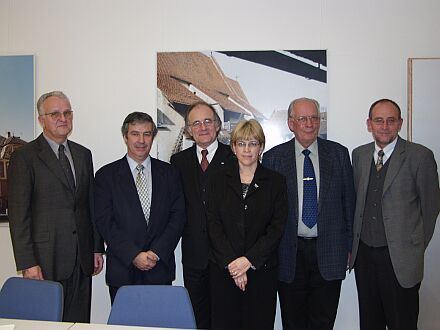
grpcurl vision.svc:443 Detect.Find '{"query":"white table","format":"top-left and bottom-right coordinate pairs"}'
top-left (71, 323), bottom-right (181, 329)
top-left (0, 318), bottom-right (74, 329)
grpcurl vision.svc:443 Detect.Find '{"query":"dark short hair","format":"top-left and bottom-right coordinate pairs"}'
top-left (368, 98), bottom-right (401, 119)
top-left (121, 112), bottom-right (158, 137)
top-left (37, 91), bottom-right (70, 115)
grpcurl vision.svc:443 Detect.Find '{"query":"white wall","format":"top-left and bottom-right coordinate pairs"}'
top-left (1, 0), bottom-right (439, 328)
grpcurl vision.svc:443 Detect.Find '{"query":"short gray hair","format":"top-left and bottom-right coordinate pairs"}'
top-left (37, 91), bottom-right (70, 115)
top-left (287, 97), bottom-right (320, 119)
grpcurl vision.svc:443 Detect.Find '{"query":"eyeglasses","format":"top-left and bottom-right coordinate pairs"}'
top-left (371, 118), bottom-right (400, 126)
top-left (188, 118), bottom-right (216, 129)
top-left (40, 110), bottom-right (73, 120)
top-left (291, 115), bottom-right (320, 124)
top-left (235, 141), bottom-right (260, 149)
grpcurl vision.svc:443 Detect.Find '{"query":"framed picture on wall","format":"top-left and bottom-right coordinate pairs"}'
top-left (156, 50), bottom-right (327, 162)
top-left (0, 55), bottom-right (35, 222)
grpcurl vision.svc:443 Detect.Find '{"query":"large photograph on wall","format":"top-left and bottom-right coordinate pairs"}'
top-left (0, 55), bottom-right (34, 221)
top-left (156, 50), bottom-right (327, 162)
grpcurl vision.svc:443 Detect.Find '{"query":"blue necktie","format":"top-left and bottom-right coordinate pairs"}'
top-left (302, 149), bottom-right (317, 228)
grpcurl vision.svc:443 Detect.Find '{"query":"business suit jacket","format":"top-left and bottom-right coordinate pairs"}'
top-left (350, 136), bottom-right (440, 288)
top-left (206, 162), bottom-right (287, 270)
top-left (8, 133), bottom-right (103, 280)
top-left (170, 142), bottom-right (234, 270)
top-left (94, 156), bottom-right (186, 288)
top-left (263, 137), bottom-right (355, 283)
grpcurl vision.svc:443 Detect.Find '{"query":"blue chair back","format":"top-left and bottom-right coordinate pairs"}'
top-left (0, 277), bottom-right (63, 321)
top-left (108, 285), bottom-right (196, 329)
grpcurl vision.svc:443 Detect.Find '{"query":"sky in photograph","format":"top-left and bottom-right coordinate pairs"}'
top-left (207, 50), bottom-right (328, 118)
top-left (0, 55), bottom-right (34, 142)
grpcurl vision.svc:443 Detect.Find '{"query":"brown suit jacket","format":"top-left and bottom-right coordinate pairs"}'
top-left (8, 133), bottom-right (103, 280)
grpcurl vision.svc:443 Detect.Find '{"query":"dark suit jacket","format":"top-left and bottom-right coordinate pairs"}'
top-left (350, 136), bottom-right (440, 287)
top-left (170, 142), bottom-right (234, 269)
top-left (206, 162), bottom-right (287, 270)
top-left (263, 137), bottom-right (355, 282)
top-left (94, 156), bottom-right (186, 287)
top-left (8, 133), bottom-right (103, 280)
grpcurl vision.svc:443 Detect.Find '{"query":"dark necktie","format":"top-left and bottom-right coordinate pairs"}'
top-left (302, 149), bottom-right (317, 229)
top-left (58, 144), bottom-right (75, 192)
top-left (201, 149), bottom-right (209, 172)
top-left (376, 150), bottom-right (384, 171)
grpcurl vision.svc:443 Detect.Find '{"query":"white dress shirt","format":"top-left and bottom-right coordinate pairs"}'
top-left (295, 139), bottom-right (320, 238)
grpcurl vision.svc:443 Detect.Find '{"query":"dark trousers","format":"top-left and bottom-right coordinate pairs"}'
top-left (355, 241), bottom-right (420, 330)
top-left (209, 261), bottom-right (277, 330)
top-left (183, 265), bottom-right (211, 329)
top-left (278, 238), bottom-right (342, 330)
top-left (109, 280), bottom-right (172, 305)
top-left (59, 250), bottom-right (92, 323)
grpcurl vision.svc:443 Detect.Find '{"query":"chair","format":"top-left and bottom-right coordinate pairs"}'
top-left (108, 285), bottom-right (196, 329)
top-left (0, 277), bottom-right (63, 321)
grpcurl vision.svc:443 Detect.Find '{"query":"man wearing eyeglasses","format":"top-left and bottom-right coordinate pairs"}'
top-left (350, 99), bottom-right (440, 330)
top-left (94, 112), bottom-right (186, 304)
top-left (263, 97), bottom-right (355, 330)
top-left (8, 91), bottom-right (104, 322)
top-left (170, 101), bottom-right (234, 329)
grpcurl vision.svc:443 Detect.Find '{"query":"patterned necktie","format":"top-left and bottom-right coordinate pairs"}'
top-left (136, 164), bottom-right (151, 223)
top-left (302, 149), bottom-right (317, 229)
top-left (376, 150), bottom-right (384, 171)
top-left (58, 144), bottom-right (75, 192)
top-left (201, 149), bottom-right (209, 172)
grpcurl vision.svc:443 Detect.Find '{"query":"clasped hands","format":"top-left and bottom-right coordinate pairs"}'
top-left (228, 256), bottom-right (251, 292)
top-left (133, 250), bottom-right (159, 271)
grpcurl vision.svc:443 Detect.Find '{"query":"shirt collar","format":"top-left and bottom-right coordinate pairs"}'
top-left (43, 133), bottom-right (69, 156)
top-left (374, 136), bottom-right (398, 161)
top-left (196, 139), bottom-right (218, 157)
top-left (295, 139), bottom-right (318, 159)
top-left (126, 154), bottom-right (151, 173)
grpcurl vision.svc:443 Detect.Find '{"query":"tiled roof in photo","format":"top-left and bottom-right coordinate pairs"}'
top-left (157, 52), bottom-right (264, 118)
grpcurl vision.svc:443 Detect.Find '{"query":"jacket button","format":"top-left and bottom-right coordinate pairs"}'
top-left (244, 205), bottom-right (248, 210)
top-left (72, 230), bottom-right (77, 235)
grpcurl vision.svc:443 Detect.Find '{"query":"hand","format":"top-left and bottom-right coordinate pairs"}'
top-left (22, 265), bottom-right (44, 280)
top-left (145, 250), bottom-right (159, 270)
top-left (133, 251), bottom-right (158, 271)
top-left (93, 253), bottom-right (104, 275)
top-left (228, 256), bottom-right (251, 279)
top-left (133, 252), bottom-right (150, 271)
top-left (234, 273), bottom-right (248, 291)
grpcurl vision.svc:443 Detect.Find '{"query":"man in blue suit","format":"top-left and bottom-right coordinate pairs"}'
top-left (94, 112), bottom-right (186, 303)
top-left (263, 98), bottom-right (355, 330)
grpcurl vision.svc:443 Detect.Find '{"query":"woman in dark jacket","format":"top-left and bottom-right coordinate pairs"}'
top-left (207, 119), bottom-right (287, 330)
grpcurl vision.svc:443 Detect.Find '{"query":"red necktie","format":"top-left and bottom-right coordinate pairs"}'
top-left (201, 149), bottom-right (209, 172)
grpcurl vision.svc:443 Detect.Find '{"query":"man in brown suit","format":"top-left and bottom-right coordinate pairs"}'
top-left (8, 91), bottom-right (104, 322)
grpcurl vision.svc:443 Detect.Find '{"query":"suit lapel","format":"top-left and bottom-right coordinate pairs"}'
top-left (225, 164), bottom-right (243, 200)
top-left (245, 163), bottom-right (264, 199)
top-left (36, 134), bottom-right (73, 195)
top-left (357, 143), bottom-right (375, 199)
top-left (187, 146), bottom-right (203, 202)
top-left (283, 139), bottom-right (299, 221)
top-left (317, 138), bottom-right (331, 214)
top-left (210, 143), bottom-right (231, 168)
top-left (116, 157), bottom-right (146, 222)
top-left (383, 137), bottom-right (406, 195)
top-left (68, 141), bottom-right (84, 194)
